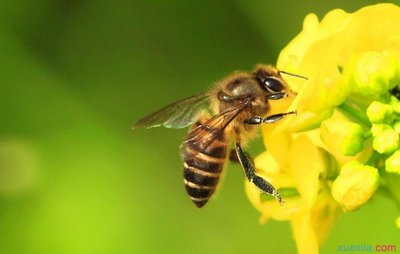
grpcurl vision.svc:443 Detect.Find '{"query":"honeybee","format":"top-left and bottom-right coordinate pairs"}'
top-left (133, 65), bottom-right (303, 208)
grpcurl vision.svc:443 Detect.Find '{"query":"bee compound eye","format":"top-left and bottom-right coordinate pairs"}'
top-left (264, 78), bottom-right (283, 93)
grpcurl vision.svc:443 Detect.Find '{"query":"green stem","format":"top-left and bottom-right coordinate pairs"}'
top-left (337, 102), bottom-right (370, 127)
top-left (365, 151), bottom-right (379, 167)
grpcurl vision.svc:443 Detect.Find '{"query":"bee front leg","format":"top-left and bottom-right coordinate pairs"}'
top-left (235, 142), bottom-right (283, 205)
top-left (244, 111), bottom-right (296, 125)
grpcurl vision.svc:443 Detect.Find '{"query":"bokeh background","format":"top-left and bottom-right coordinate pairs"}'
top-left (0, 1), bottom-right (399, 253)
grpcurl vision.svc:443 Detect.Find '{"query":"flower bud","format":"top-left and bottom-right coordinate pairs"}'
top-left (370, 123), bottom-right (391, 136)
top-left (396, 216), bottom-right (400, 229)
top-left (389, 95), bottom-right (400, 107)
top-left (392, 101), bottom-right (400, 114)
top-left (332, 161), bottom-right (379, 211)
top-left (366, 101), bottom-right (393, 123)
top-left (394, 122), bottom-right (400, 134)
top-left (349, 51), bottom-right (400, 97)
top-left (372, 128), bottom-right (399, 154)
top-left (385, 150), bottom-right (400, 174)
top-left (320, 118), bottom-right (364, 156)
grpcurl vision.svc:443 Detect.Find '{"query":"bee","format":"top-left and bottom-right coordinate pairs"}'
top-left (133, 64), bottom-right (304, 208)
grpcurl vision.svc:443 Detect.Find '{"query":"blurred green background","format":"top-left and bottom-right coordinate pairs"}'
top-left (0, 1), bottom-right (399, 253)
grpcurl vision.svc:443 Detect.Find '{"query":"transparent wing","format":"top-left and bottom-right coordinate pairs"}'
top-left (133, 94), bottom-right (210, 129)
top-left (185, 99), bottom-right (250, 151)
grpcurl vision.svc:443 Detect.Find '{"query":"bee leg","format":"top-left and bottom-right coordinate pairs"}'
top-left (229, 149), bottom-right (240, 162)
top-left (235, 142), bottom-right (283, 205)
top-left (229, 149), bottom-right (250, 163)
top-left (244, 110), bottom-right (296, 125)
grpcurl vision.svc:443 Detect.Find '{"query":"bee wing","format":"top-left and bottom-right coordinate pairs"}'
top-left (133, 94), bottom-right (210, 129)
top-left (185, 100), bottom-right (250, 150)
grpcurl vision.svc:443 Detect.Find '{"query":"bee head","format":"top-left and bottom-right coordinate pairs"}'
top-left (253, 64), bottom-right (300, 97)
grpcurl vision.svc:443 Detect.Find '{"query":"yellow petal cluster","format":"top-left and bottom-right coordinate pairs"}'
top-left (348, 51), bottom-right (400, 97)
top-left (246, 4), bottom-right (400, 254)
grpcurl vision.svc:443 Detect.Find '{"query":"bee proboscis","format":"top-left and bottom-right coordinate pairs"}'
top-left (133, 65), bottom-right (303, 208)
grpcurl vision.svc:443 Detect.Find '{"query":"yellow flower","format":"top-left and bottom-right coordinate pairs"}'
top-left (348, 51), bottom-right (400, 98)
top-left (246, 3), bottom-right (400, 254)
top-left (248, 133), bottom-right (340, 254)
top-left (331, 161), bottom-right (379, 211)
top-left (277, 3), bottom-right (400, 132)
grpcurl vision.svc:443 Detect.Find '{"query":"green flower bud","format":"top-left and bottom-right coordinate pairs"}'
top-left (389, 95), bottom-right (400, 107)
top-left (385, 150), bottom-right (400, 174)
top-left (371, 123), bottom-right (391, 137)
top-left (372, 128), bottom-right (399, 154)
top-left (332, 161), bottom-right (379, 211)
top-left (393, 122), bottom-right (400, 134)
top-left (366, 101), bottom-right (393, 123)
top-left (349, 51), bottom-right (400, 97)
top-left (320, 118), bottom-right (364, 156)
top-left (392, 102), bottom-right (400, 114)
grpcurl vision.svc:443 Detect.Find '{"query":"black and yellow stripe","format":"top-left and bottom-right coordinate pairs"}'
top-left (182, 123), bottom-right (227, 208)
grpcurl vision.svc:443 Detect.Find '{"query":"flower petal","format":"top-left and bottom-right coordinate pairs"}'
top-left (288, 135), bottom-right (324, 208)
top-left (291, 210), bottom-right (319, 254)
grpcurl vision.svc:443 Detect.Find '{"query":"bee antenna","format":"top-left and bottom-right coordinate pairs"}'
top-left (279, 70), bottom-right (308, 80)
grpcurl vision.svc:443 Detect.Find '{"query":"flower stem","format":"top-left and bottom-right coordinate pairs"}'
top-left (337, 101), bottom-right (370, 127)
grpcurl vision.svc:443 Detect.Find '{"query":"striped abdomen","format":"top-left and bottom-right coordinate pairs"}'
top-left (182, 123), bottom-right (228, 208)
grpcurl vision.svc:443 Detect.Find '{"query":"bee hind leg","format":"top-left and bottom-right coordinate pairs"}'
top-left (235, 142), bottom-right (284, 205)
top-left (229, 148), bottom-right (250, 163)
